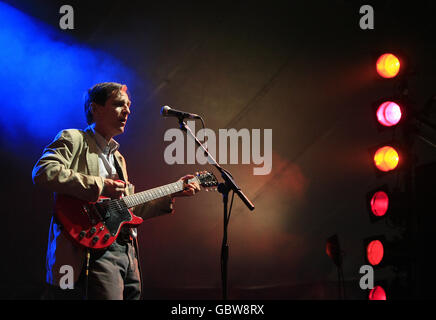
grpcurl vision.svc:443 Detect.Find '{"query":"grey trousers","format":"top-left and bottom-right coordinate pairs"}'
top-left (43, 240), bottom-right (141, 300)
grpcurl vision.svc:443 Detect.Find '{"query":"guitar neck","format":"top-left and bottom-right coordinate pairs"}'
top-left (121, 180), bottom-right (186, 209)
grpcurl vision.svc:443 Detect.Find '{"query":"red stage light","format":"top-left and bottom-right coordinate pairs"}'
top-left (376, 53), bottom-right (400, 78)
top-left (367, 240), bottom-right (384, 266)
top-left (369, 285), bottom-right (387, 300)
top-left (376, 101), bottom-right (402, 127)
top-left (374, 146), bottom-right (399, 172)
top-left (370, 191), bottom-right (389, 217)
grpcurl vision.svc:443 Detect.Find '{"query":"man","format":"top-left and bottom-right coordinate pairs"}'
top-left (32, 82), bottom-right (200, 300)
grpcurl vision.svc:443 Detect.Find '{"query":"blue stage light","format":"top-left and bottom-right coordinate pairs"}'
top-left (0, 2), bottom-right (136, 147)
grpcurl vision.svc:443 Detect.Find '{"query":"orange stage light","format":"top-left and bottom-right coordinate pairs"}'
top-left (374, 146), bottom-right (399, 172)
top-left (376, 53), bottom-right (400, 78)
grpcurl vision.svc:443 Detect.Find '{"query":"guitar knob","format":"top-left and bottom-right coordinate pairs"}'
top-left (92, 236), bottom-right (99, 244)
top-left (90, 227), bottom-right (97, 234)
top-left (103, 234), bottom-right (110, 242)
top-left (78, 231), bottom-right (86, 239)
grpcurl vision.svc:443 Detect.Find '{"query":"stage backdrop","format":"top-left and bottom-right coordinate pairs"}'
top-left (1, 0), bottom-right (436, 299)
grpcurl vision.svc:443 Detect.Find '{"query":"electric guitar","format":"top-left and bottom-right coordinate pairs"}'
top-left (54, 171), bottom-right (218, 249)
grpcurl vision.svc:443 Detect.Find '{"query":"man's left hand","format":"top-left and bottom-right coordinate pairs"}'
top-left (172, 172), bottom-right (201, 197)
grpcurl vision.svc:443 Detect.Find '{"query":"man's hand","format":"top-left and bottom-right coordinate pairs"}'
top-left (173, 173), bottom-right (201, 197)
top-left (102, 178), bottom-right (126, 199)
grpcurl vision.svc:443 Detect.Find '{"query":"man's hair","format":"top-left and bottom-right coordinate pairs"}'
top-left (84, 82), bottom-right (128, 124)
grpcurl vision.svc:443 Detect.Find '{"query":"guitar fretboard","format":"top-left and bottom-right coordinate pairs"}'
top-left (121, 180), bottom-right (186, 209)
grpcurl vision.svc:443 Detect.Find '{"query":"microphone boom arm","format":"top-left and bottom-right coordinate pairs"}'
top-left (178, 120), bottom-right (255, 211)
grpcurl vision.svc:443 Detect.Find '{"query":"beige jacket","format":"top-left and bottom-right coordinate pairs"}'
top-left (32, 126), bottom-right (174, 286)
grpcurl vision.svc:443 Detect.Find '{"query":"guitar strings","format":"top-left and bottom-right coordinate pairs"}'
top-left (100, 181), bottom-right (185, 214)
top-left (98, 176), bottom-right (213, 215)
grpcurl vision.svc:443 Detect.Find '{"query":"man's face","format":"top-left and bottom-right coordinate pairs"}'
top-left (93, 90), bottom-right (131, 139)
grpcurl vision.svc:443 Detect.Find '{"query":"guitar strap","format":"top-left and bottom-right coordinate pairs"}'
top-left (113, 156), bottom-right (125, 182)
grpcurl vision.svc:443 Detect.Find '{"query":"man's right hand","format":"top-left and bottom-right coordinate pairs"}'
top-left (102, 178), bottom-right (126, 199)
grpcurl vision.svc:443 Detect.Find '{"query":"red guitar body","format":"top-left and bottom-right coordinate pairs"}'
top-left (54, 194), bottom-right (143, 250)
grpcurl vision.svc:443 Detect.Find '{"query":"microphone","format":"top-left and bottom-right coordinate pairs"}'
top-left (161, 105), bottom-right (201, 119)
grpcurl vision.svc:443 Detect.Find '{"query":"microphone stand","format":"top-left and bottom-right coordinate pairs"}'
top-left (177, 117), bottom-right (255, 300)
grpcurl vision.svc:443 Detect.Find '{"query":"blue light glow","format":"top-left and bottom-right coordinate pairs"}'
top-left (0, 2), bottom-right (136, 146)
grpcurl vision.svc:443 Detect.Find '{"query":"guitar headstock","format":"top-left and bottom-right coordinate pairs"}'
top-left (195, 171), bottom-right (219, 191)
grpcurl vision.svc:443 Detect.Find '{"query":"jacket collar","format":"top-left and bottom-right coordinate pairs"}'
top-left (83, 126), bottom-right (100, 177)
top-left (83, 125), bottom-right (128, 181)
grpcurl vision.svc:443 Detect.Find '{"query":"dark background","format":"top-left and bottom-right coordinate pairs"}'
top-left (1, 0), bottom-right (436, 300)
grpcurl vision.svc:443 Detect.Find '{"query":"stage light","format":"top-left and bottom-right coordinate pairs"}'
top-left (326, 234), bottom-right (342, 267)
top-left (374, 146), bottom-right (399, 172)
top-left (366, 239), bottom-right (384, 266)
top-left (376, 53), bottom-right (400, 78)
top-left (376, 101), bottom-right (402, 127)
top-left (370, 190), bottom-right (389, 217)
top-left (369, 286), bottom-right (387, 300)
top-left (365, 50), bottom-right (412, 299)
top-left (326, 234), bottom-right (345, 299)
top-left (0, 2), bottom-right (136, 146)
top-left (366, 186), bottom-right (392, 223)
